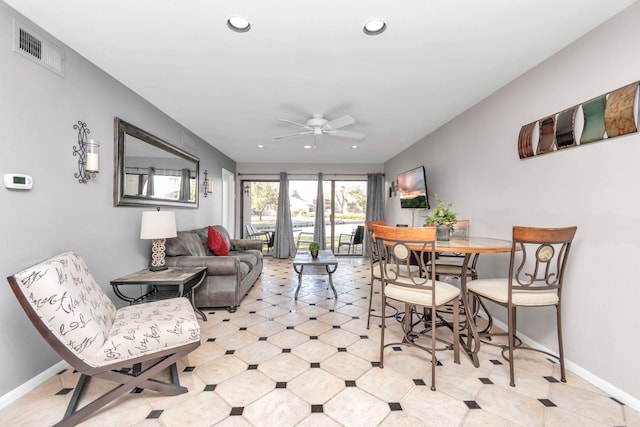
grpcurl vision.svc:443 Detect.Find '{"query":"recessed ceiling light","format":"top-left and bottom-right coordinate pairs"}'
top-left (351, 145), bottom-right (359, 149)
top-left (364, 19), bottom-right (386, 35)
top-left (227, 16), bottom-right (251, 33)
top-left (257, 144), bottom-right (264, 148)
top-left (303, 145), bottom-right (313, 149)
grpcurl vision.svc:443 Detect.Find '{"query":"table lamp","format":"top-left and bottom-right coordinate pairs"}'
top-left (140, 208), bottom-right (177, 271)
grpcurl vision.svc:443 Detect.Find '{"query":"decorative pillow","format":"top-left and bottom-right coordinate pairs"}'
top-left (212, 225), bottom-right (232, 250)
top-left (208, 226), bottom-right (229, 256)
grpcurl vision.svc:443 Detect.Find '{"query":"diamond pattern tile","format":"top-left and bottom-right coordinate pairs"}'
top-left (0, 257), bottom-right (637, 426)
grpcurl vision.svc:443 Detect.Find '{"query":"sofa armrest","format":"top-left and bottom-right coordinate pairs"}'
top-left (230, 238), bottom-right (263, 251)
top-left (165, 255), bottom-right (239, 276)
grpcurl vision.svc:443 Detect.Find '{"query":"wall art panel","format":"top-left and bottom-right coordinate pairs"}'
top-left (604, 82), bottom-right (638, 138)
top-left (518, 121), bottom-right (536, 159)
top-left (580, 95), bottom-right (606, 144)
top-left (556, 106), bottom-right (577, 150)
top-left (518, 81), bottom-right (639, 160)
top-left (536, 116), bottom-right (556, 155)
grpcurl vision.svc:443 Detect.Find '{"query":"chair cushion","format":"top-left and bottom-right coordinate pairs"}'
top-left (89, 297), bottom-right (200, 367)
top-left (372, 261), bottom-right (420, 279)
top-left (384, 280), bottom-right (459, 307)
top-left (232, 251), bottom-right (259, 269)
top-left (208, 226), bottom-right (229, 256)
top-left (467, 278), bottom-right (559, 306)
top-left (11, 252), bottom-right (117, 362)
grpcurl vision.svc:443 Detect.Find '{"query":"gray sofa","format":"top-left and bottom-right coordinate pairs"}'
top-left (164, 225), bottom-right (263, 312)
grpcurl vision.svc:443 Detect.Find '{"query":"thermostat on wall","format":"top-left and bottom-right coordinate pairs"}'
top-left (4, 173), bottom-right (33, 190)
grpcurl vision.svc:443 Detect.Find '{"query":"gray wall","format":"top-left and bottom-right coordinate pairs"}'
top-left (385, 3), bottom-right (640, 406)
top-left (0, 3), bottom-right (235, 397)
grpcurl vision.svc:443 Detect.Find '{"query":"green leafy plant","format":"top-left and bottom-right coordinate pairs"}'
top-left (308, 241), bottom-right (320, 252)
top-left (425, 195), bottom-right (457, 230)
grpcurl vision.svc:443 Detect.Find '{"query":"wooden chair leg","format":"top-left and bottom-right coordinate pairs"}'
top-left (56, 348), bottom-right (192, 427)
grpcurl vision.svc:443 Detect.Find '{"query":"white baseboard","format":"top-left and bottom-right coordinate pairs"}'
top-left (489, 317), bottom-right (640, 412)
top-left (0, 360), bottom-right (68, 410)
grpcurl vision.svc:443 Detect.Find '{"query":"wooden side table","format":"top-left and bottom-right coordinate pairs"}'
top-left (110, 266), bottom-right (208, 321)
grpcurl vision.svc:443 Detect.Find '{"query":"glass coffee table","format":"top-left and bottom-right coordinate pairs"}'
top-left (292, 249), bottom-right (339, 300)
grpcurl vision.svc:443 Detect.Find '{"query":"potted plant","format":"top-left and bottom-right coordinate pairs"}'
top-left (425, 196), bottom-right (457, 241)
top-left (308, 241), bottom-right (320, 258)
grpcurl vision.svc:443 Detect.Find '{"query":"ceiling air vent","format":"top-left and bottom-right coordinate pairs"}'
top-left (12, 18), bottom-right (65, 77)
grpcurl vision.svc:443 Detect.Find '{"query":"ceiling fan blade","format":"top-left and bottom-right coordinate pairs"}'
top-left (324, 115), bottom-right (355, 130)
top-left (326, 129), bottom-right (366, 140)
top-left (273, 130), bottom-right (313, 140)
top-left (279, 119), bottom-right (311, 129)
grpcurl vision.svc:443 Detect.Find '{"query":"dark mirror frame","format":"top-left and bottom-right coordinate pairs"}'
top-left (114, 117), bottom-right (199, 208)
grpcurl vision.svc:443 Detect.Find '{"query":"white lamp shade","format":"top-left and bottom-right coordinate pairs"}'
top-left (140, 210), bottom-right (177, 239)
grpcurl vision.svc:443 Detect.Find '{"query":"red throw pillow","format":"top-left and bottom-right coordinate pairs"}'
top-left (208, 226), bottom-right (229, 256)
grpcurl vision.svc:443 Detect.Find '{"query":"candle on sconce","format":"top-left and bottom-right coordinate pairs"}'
top-left (85, 139), bottom-right (100, 172)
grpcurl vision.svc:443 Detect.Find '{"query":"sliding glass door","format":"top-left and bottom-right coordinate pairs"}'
top-left (332, 181), bottom-right (366, 255)
top-left (242, 177), bottom-right (366, 256)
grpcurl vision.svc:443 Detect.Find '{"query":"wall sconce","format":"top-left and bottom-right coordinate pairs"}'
top-left (243, 184), bottom-right (250, 195)
top-left (202, 169), bottom-right (213, 197)
top-left (72, 121), bottom-right (100, 184)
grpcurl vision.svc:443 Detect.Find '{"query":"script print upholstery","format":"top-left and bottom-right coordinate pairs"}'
top-left (13, 252), bottom-right (200, 367)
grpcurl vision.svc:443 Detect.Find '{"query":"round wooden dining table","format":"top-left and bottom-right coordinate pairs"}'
top-left (434, 236), bottom-right (513, 367)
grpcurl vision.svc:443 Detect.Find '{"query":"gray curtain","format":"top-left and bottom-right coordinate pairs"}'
top-left (313, 173), bottom-right (326, 249)
top-left (273, 172), bottom-right (296, 258)
top-left (364, 173), bottom-right (385, 255)
top-left (179, 168), bottom-right (190, 201)
top-left (366, 173), bottom-right (385, 221)
top-left (147, 167), bottom-right (155, 196)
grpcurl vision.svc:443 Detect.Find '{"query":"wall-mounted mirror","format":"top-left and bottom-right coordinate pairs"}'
top-left (114, 117), bottom-right (199, 208)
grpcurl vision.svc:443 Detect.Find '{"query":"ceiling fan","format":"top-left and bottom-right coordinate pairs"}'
top-left (273, 113), bottom-right (366, 141)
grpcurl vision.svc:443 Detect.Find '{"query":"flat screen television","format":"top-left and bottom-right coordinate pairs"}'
top-left (397, 166), bottom-right (430, 209)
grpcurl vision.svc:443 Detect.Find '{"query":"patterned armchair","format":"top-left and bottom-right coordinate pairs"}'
top-left (7, 252), bottom-right (201, 427)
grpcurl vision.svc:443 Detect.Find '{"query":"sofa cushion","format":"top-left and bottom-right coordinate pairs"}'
top-left (208, 226), bottom-right (229, 256)
top-left (232, 251), bottom-right (259, 269)
top-left (165, 231), bottom-right (207, 257)
top-left (238, 260), bottom-right (251, 279)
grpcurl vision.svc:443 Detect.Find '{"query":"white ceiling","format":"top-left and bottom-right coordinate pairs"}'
top-left (5, 0), bottom-right (637, 164)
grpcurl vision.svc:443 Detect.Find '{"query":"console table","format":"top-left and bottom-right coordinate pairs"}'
top-left (110, 266), bottom-right (207, 321)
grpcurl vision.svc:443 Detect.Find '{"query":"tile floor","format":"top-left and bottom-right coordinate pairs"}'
top-left (2, 257), bottom-right (639, 426)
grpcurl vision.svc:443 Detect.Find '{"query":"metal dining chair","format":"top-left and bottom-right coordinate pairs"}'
top-left (365, 221), bottom-right (422, 329)
top-left (373, 224), bottom-right (460, 391)
top-left (338, 225), bottom-right (364, 254)
top-left (246, 224), bottom-right (271, 253)
top-left (365, 220), bottom-right (386, 328)
top-left (467, 225), bottom-right (577, 387)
